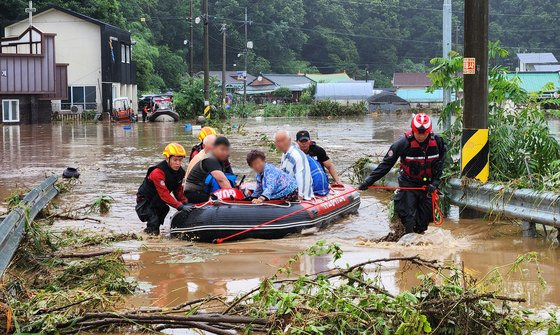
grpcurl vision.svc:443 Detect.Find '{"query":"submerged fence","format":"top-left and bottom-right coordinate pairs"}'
top-left (363, 163), bottom-right (560, 229)
top-left (0, 176), bottom-right (59, 277)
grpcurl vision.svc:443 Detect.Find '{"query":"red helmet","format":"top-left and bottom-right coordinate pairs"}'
top-left (411, 113), bottom-right (433, 134)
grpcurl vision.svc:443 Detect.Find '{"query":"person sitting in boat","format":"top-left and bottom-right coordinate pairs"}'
top-left (187, 134), bottom-right (216, 176)
top-left (185, 136), bottom-right (235, 203)
top-left (136, 143), bottom-right (193, 235)
top-left (189, 126), bottom-right (217, 161)
top-left (246, 150), bottom-right (298, 204)
top-left (296, 130), bottom-right (342, 186)
top-left (274, 130), bottom-right (314, 200)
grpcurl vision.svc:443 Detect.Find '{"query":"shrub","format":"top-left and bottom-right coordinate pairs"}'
top-left (309, 100), bottom-right (366, 117)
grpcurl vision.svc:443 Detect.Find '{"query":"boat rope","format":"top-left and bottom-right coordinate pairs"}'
top-left (367, 185), bottom-right (444, 226)
top-left (213, 188), bottom-right (359, 244)
top-left (196, 199), bottom-right (294, 208)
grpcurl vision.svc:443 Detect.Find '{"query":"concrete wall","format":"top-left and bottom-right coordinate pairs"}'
top-left (5, 9), bottom-right (102, 112)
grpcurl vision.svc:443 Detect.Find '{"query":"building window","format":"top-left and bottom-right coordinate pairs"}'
top-left (61, 86), bottom-right (97, 110)
top-left (2, 99), bottom-right (19, 122)
top-left (121, 43), bottom-right (126, 63)
top-left (126, 45), bottom-right (131, 64)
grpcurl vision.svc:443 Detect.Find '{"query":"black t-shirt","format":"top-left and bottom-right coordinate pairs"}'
top-left (307, 142), bottom-right (329, 168)
top-left (186, 155), bottom-right (228, 191)
top-left (201, 156), bottom-right (224, 173)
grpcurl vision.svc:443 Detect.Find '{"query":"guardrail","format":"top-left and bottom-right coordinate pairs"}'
top-left (362, 163), bottom-right (560, 229)
top-left (0, 176), bottom-right (59, 277)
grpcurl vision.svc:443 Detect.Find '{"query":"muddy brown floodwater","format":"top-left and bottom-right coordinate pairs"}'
top-left (1, 114), bottom-right (560, 319)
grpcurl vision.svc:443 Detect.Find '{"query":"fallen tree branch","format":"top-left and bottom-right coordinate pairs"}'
top-left (48, 214), bottom-right (102, 223)
top-left (56, 250), bottom-right (120, 258)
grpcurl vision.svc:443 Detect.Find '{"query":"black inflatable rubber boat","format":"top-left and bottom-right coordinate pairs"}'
top-left (170, 184), bottom-right (360, 242)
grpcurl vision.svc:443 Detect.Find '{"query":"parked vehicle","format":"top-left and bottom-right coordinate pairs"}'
top-left (146, 96), bottom-right (179, 122)
top-left (112, 97), bottom-right (135, 122)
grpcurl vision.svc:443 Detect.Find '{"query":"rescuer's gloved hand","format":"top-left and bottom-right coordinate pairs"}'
top-left (426, 184), bottom-right (437, 194)
top-left (178, 203), bottom-right (193, 213)
top-left (358, 179), bottom-right (373, 191)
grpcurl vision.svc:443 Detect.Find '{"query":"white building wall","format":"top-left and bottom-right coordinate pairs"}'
top-left (5, 9), bottom-right (102, 112)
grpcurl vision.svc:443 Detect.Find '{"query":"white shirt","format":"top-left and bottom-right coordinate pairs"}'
top-left (281, 144), bottom-right (314, 200)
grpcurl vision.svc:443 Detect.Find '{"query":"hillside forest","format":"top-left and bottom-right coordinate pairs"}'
top-left (1, 0), bottom-right (559, 92)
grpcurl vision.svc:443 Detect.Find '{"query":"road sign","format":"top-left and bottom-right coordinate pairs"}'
top-left (463, 57), bottom-right (476, 74)
top-left (204, 105), bottom-right (211, 115)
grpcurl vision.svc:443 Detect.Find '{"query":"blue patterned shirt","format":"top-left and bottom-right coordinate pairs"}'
top-left (253, 163), bottom-right (298, 200)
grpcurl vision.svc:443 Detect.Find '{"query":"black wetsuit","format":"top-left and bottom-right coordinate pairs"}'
top-left (362, 133), bottom-right (446, 233)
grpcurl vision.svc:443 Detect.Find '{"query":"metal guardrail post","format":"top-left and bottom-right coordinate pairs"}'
top-left (362, 163), bottom-right (560, 228)
top-left (0, 175), bottom-right (59, 277)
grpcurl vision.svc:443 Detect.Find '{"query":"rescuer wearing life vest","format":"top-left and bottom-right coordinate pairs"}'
top-left (136, 143), bottom-right (193, 235)
top-left (358, 113), bottom-right (446, 234)
top-left (189, 126), bottom-right (217, 161)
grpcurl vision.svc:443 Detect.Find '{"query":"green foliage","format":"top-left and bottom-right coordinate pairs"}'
top-left (154, 46), bottom-right (187, 91)
top-left (4, 189), bottom-right (27, 210)
top-left (174, 77), bottom-right (220, 119)
top-left (3, 1), bottom-right (560, 92)
top-left (272, 87), bottom-right (292, 98)
top-left (262, 104), bottom-right (310, 117)
top-left (88, 195), bottom-right (114, 215)
top-left (428, 41), bottom-right (560, 190)
top-left (309, 100), bottom-right (366, 117)
top-left (234, 243), bottom-right (558, 334)
top-left (3, 220), bottom-right (137, 333)
top-left (350, 156), bottom-right (373, 184)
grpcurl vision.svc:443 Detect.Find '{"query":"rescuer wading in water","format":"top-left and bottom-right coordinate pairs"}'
top-left (359, 113), bottom-right (446, 234)
top-left (136, 143), bottom-right (193, 235)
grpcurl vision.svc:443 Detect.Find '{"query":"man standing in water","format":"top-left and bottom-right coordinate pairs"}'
top-left (136, 143), bottom-right (193, 235)
top-left (358, 113), bottom-right (446, 235)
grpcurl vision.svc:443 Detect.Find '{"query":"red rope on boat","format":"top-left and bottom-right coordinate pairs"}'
top-left (213, 188), bottom-right (359, 244)
top-left (367, 185), bottom-right (444, 226)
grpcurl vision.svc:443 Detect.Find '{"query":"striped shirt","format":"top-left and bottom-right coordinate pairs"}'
top-left (281, 144), bottom-right (314, 200)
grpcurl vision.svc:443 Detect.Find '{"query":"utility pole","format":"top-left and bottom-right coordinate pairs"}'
top-left (189, 0), bottom-right (194, 76)
top-left (202, 0), bottom-right (209, 104)
top-left (461, 0), bottom-right (489, 182)
top-left (221, 23), bottom-right (227, 108)
top-left (455, 25), bottom-right (460, 52)
top-left (442, 0), bottom-right (452, 129)
top-left (243, 7), bottom-right (248, 106)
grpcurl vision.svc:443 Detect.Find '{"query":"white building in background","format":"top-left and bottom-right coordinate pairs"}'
top-left (517, 53), bottom-right (558, 72)
top-left (4, 5), bottom-right (137, 114)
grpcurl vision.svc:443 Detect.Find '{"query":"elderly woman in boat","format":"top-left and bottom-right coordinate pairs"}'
top-left (246, 150), bottom-right (298, 204)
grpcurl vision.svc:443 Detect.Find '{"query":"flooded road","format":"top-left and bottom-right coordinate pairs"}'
top-left (1, 114), bottom-right (559, 312)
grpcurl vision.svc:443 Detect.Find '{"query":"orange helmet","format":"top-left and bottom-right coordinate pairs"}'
top-left (163, 143), bottom-right (187, 158)
top-left (198, 126), bottom-right (217, 142)
top-left (411, 113), bottom-right (433, 134)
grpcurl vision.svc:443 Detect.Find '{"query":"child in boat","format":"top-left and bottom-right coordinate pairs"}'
top-left (246, 150), bottom-right (298, 204)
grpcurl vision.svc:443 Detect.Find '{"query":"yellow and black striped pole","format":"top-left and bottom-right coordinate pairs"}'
top-left (461, 128), bottom-right (489, 182)
top-left (462, 0), bottom-right (489, 182)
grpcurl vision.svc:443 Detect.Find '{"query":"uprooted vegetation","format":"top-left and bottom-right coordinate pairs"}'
top-left (0, 216), bottom-right (139, 334)
top-left (3, 238), bottom-right (558, 334)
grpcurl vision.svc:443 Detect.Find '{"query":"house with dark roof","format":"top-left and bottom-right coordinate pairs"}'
top-left (517, 53), bottom-right (558, 72)
top-left (199, 70), bottom-right (256, 94)
top-left (4, 5), bottom-right (137, 115)
top-left (1, 26), bottom-right (68, 124)
top-left (392, 72), bottom-right (432, 89)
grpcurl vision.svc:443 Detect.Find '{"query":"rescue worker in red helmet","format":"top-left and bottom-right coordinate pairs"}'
top-left (136, 143), bottom-right (193, 235)
top-left (358, 113), bottom-right (446, 234)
